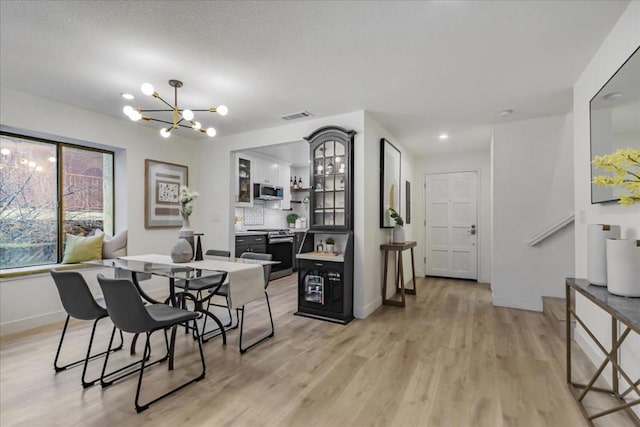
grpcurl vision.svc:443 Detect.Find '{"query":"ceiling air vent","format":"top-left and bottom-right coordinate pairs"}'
top-left (280, 111), bottom-right (313, 121)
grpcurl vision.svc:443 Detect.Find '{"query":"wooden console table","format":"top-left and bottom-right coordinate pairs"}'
top-left (565, 278), bottom-right (640, 426)
top-left (380, 241), bottom-right (417, 307)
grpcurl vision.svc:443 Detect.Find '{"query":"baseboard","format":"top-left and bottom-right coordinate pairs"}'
top-left (354, 296), bottom-right (382, 319)
top-left (0, 288), bottom-right (168, 336)
top-left (492, 295), bottom-right (543, 312)
top-left (0, 310), bottom-right (67, 336)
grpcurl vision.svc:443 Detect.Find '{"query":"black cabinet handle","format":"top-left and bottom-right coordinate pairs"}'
top-left (315, 263), bottom-right (323, 267)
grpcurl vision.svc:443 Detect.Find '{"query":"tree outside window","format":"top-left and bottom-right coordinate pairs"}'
top-left (0, 133), bottom-right (114, 268)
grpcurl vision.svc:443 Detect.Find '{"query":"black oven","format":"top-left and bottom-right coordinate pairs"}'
top-left (267, 235), bottom-right (293, 280)
top-left (246, 229), bottom-right (294, 280)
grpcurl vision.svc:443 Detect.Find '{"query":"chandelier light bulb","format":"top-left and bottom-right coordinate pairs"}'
top-left (28, 161), bottom-right (36, 168)
top-left (121, 93), bottom-right (134, 100)
top-left (141, 82), bottom-right (155, 96)
top-left (48, 156), bottom-right (56, 163)
top-left (182, 109), bottom-right (194, 121)
top-left (217, 105), bottom-right (228, 116)
top-left (123, 105), bottom-right (134, 116)
top-left (20, 158), bottom-right (28, 165)
top-left (129, 110), bottom-right (142, 121)
top-left (206, 127), bottom-right (217, 137)
top-left (160, 128), bottom-right (171, 138)
top-left (36, 165), bottom-right (43, 172)
top-left (192, 121), bottom-right (202, 130)
top-left (0, 148), bottom-right (10, 156)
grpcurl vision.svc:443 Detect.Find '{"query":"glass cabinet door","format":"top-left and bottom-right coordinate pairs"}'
top-left (312, 140), bottom-right (347, 228)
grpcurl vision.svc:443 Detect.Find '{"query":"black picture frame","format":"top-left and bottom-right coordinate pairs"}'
top-left (406, 180), bottom-right (411, 224)
top-left (380, 138), bottom-right (401, 228)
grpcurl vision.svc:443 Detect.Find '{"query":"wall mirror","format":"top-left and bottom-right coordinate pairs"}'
top-left (590, 45), bottom-right (640, 204)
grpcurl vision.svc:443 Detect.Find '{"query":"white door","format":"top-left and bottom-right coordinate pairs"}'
top-left (425, 171), bottom-right (478, 280)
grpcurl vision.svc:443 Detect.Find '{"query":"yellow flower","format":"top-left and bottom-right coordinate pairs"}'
top-left (592, 148), bottom-right (640, 205)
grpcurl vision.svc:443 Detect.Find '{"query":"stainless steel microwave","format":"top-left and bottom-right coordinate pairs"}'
top-left (253, 183), bottom-right (284, 200)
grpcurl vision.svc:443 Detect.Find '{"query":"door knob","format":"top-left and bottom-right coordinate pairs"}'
top-left (469, 225), bottom-right (476, 235)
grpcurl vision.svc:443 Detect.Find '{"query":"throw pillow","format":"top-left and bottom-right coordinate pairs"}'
top-left (61, 233), bottom-right (104, 264)
top-left (103, 230), bottom-right (128, 258)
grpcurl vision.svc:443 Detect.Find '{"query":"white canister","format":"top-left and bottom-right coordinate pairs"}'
top-left (606, 239), bottom-right (640, 297)
top-left (295, 218), bottom-right (302, 229)
top-left (587, 224), bottom-right (621, 286)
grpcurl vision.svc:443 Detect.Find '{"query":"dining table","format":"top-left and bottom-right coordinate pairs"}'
top-left (87, 254), bottom-right (277, 358)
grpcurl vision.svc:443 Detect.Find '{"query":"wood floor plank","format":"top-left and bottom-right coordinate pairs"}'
top-left (0, 275), bottom-right (630, 426)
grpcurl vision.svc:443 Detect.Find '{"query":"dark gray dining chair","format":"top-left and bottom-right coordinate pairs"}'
top-left (97, 274), bottom-right (205, 413)
top-left (232, 252), bottom-right (274, 353)
top-left (50, 269), bottom-right (124, 388)
top-left (174, 249), bottom-right (231, 341)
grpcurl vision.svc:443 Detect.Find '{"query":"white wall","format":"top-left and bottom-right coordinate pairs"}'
top-left (573, 1), bottom-right (640, 412)
top-left (0, 87), bottom-right (201, 334)
top-left (492, 114), bottom-right (575, 311)
top-left (363, 113), bottom-right (416, 307)
top-left (415, 149), bottom-right (491, 283)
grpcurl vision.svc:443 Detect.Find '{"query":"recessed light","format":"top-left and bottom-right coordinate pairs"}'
top-left (603, 92), bottom-right (622, 101)
top-left (121, 93), bottom-right (134, 100)
top-left (439, 133), bottom-right (449, 140)
top-left (498, 109), bottom-right (514, 117)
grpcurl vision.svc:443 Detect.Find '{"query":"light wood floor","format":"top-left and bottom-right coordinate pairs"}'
top-left (0, 276), bottom-right (633, 426)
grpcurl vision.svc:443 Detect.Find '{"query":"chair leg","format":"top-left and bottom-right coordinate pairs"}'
top-left (238, 291), bottom-right (275, 354)
top-left (100, 327), bottom-right (166, 388)
top-left (134, 320), bottom-right (206, 413)
top-left (54, 315), bottom-right (124, 385)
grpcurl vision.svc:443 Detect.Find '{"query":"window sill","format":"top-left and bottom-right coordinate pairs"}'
top-left (0, 263), bottom-right (97, 280)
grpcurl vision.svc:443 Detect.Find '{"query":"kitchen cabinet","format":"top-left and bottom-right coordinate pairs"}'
top-left (253, 159), bottom-right (279, 185)
top-left (235, 154), bottom-right (253, 207)
top-left (235, 234), bottom-right (267, 256)
top-left (304, 126), bottom-right (355, 231)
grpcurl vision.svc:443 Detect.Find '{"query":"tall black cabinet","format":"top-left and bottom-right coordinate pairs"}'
top-left (295, 126), bottom-right (356, 324)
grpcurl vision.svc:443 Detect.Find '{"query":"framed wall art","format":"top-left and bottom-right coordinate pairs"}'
top-left (380, 138), bottom-right (401, 228)
top-left (144, 159), bottom-right (188, 228)
top-left (405, 180), bottom-right (411, 224)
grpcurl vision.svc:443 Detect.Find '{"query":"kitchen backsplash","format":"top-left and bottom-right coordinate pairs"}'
top-left (235, 204), bottom-right (308, 229)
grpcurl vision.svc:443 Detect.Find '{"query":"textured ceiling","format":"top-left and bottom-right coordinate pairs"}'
top-left (0, 0), bottom-right (630, 155)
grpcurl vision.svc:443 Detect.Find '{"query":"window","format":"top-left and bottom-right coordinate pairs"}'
top-left (0, 132), bottom-right (114, 269)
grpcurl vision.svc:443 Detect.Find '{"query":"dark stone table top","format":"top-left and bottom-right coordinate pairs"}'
top-left (567, 278), bottom-right (640, 333)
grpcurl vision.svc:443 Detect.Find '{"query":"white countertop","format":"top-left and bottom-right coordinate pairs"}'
top-left (296, 252), bottom-right (344, 262)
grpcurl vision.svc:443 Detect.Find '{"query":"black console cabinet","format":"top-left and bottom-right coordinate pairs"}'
top-left (295, 230), bottom-right (354, 324)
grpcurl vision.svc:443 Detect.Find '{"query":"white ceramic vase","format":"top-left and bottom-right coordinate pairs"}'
top-left (587, 224), bottom-right (621, 286)
top-left (179, 218), bottom-right (195, 256)
top-left (606, 239), bottom-right (640, 297)
top-left (392, 225), bottom-right (405, 243)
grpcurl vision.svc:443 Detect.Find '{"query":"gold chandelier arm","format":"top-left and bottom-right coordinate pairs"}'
top-left (189, 108), bottom-right (218, 112)
top-left (153, 93), bottom-right (174, 110)
top-left (146, 117), bottom-right (195, 130)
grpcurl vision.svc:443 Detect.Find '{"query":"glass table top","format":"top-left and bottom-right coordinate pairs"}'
top-left (86, 258), bottom-right (225, 281)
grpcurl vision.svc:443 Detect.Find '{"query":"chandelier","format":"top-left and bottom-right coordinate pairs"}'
top-left (122, 79), bottom-right (228, 138)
